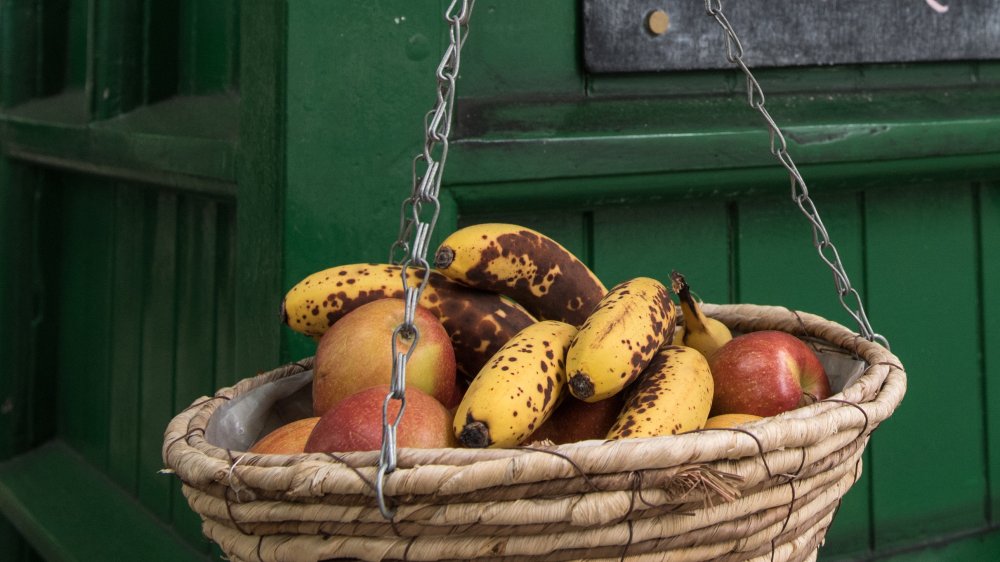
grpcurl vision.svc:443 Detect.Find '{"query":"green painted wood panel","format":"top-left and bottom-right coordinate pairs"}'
top-left (865, 185), bottom-right (986, 549)
top-left (237, 0), bottom-right (286, 373)
top-left (108, 186), bottom-right (146, 495)
top-left (736, 191), bottom-right (871, 560)
top-left (460, 0), bottom-right (582, 97)
top-left (137, 191), bottom-right (179, 521)
top-left (214, 204), bottom-right (238, 388)
top-left (171, 197), bottom-right (222, 550)
top-left (0, 441), bottom-right (210, 562)
top-left (179, 0), bottom-right (239, 94)
top-left (91, 2), bottom-right (145, 118)
top-left (982, 183), bottom-right (1000, 522)
top-left (592, 198), bottom-right (731, 297)
top-left (53, 176), bottom-right (115, 471)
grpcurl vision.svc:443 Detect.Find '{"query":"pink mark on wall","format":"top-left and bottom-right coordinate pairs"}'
top-left (926, 0), bottom-right (949, 13)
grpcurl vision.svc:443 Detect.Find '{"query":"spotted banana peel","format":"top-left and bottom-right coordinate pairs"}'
top-left (566, 277), bottom-right (676, 403)
top-left (607, 345), bottom-right (714, 439)
top-left (453, 320), bottom-right (576, 448)
top-left (433, 223), bottom-right (606, 326)
top-left (281, 263), bottom-right (536, 379)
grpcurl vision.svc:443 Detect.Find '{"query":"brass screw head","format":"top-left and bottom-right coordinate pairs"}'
top-left (647, 9), bottom-right (670, 36)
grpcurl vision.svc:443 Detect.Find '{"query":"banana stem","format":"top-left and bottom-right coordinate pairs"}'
top-left (670, 271), bottom-right (707, 333)
top-left (459, 420), bottom-right (492, 448)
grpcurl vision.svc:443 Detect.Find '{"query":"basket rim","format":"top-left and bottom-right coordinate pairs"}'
top-left (162, 303), bottom-right (905, 494)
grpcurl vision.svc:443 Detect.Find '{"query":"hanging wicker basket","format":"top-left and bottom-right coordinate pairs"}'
top-left (162, 303), bottom-right (906, 562)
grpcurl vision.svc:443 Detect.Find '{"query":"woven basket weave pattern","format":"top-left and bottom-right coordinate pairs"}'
top-left (163, 304), bottom-right (906, 562)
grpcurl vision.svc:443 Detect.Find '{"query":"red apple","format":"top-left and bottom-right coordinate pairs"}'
top-left (249, 417), bottom-right (320, 454)
top-left (526, 394), bottom-right (624, 445)
top-left (312, 298), bottom-right (456, 416)
top-left (708, 330), bottom-right (831, 418)
top-left (304, 385), bottom-right (454, 453)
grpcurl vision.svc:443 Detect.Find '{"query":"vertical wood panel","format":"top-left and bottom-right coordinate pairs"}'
top-left (737, 191), bottom-right (871, 559)
top-left (592, 198), bottom-right (730, 298)
top-left (866, 185), bottom-right (986, 549)
top-left (144, 0), bottom-right (180, 104)
top-left (179, 0), bottom-right (239, 94)
top-left (55, 178), bottom-right (114, 470)
top-left (107, 186), bottom-right (146, 494)
top-left (982, 183), bottom-right (1000, 523)
top-left (91, 1), bottom-right (145, 118)
top-left (1, 1), bottom-right (40, 106)
top-left (737, 191), bottom-right (865, 326)
top-left (137, 192), bottom-right (178, 520)
top-left (214, 204), bottom-right (237, 388)
top-left (238, 0), bottom-right (284, 373)
top-left (171, 197), bottom-right (219, 548)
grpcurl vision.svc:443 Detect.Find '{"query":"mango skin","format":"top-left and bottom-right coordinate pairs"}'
top-left (249, 417), bottom-right (320, 455)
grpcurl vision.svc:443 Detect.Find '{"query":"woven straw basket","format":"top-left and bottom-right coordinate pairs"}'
top-left (162, 303), bottom-right (905, 562)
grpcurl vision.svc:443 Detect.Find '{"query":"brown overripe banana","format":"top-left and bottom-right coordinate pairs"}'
top-left (433, 223), bottom-right (607, 326)
top-left (566, 277), bottom-right (676, 402)
top-left (453, 320), bottom-right (576, 448)
top-left (607, 345), bottom-right (714, 439)
top-left (669, 271), bottom-right (732, 359)
top-left (281, 263), bottom-right (536, 379)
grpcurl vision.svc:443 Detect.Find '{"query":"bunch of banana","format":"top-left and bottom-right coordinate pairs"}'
top-left (453, 320), bottom-right (576, 448)
top-left (433, 223), bottom-right (607, 326)
top-left (669, 271), bottom-right (732, 359)
top-left (607, 345), bottom-right (714, 439)
top-left (566, 277), bottom-right (676, 403)
top-left (281, 263), bottom-right (536, 379)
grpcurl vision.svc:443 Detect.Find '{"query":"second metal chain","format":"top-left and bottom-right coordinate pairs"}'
top-left (704, 0), bottom-right (886, 348)
top-left (377, 0), bottom-right (475, 520)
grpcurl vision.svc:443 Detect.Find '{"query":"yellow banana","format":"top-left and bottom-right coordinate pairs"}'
top-left (433, 223), bottom-right (607, 326)
top-left (566, 277), bottom-right (676, 403)
top-left (453, 320), bottom-right (576, 448)
top-left (281, 263), bottom-right (536, 379)
top-left (607, 345), bottom-right (714, 439)
top-left (670, 271), bottom-right (732, 359)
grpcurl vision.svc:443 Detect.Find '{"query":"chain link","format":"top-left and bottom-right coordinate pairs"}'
top-left (704, 0), bottom-right (887, 349)
top-left (378, 0), bottom-right (475, 520)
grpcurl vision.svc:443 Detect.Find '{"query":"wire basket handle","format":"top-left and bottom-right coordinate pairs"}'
top-left (377, 0), bottom-right (474, 519)
top-left (705, 0), bottom-right (886, 348)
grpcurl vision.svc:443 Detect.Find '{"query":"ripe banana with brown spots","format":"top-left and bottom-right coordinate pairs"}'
top-left (566, 277), bottom-right (676, 403)
top-left (280, 263), bottom-right (536, 379)
top-left (453, 320), bottom-right (576, 448)
top-left (670, 271), bottom-right (732, 359)
top-left (607, 345), bottom-right (714, 440)
top-left (433, 223), bottom-right (607, 326)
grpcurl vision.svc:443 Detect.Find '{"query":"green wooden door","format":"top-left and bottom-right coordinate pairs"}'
top-left (0, 1), bottom-right (267, 560)
top-left (3, 2), bottom-right (1000, 561)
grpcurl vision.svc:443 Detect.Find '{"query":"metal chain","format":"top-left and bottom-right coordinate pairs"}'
top-left (704, 0), bottom-right (887, 349)
top-left (378, 0), bottom-right (475, 520)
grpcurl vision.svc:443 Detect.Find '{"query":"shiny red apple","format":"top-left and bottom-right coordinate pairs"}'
top-left (708, 330), bottom-right (831, 418)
